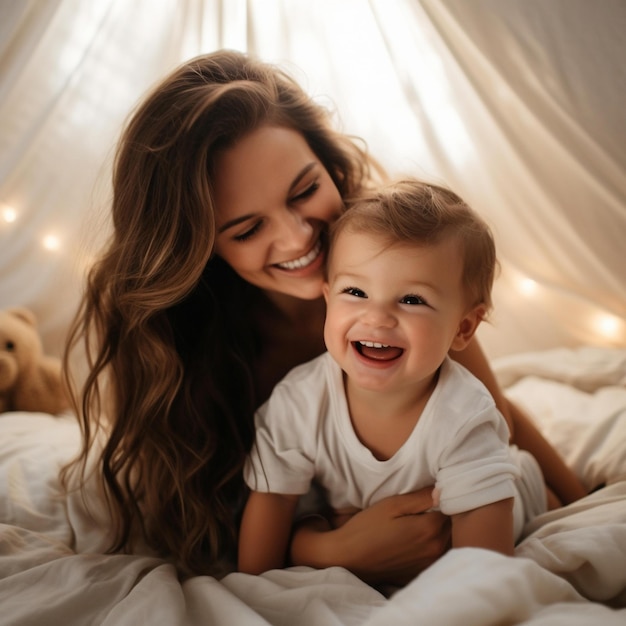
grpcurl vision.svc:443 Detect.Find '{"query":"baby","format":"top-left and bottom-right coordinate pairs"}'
top-left (239, 179), bottom-right (551, 575)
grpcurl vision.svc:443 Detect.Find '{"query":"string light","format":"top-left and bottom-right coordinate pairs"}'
top-left (2, 205), bottom-right (17, 223)
top-left (510, 267), bottom-right (625, 345)
top-left (594, 314), bottom-right (622, 340)
top-left (518, 277), bottom-right (538, 296)
top-left (42, 234), bottom-right (61, 251)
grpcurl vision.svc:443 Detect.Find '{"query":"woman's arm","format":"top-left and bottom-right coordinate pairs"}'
top-left (450, 338), bottom-right (587, 504)
top-left (507, 400), bottom-right (587, 504)
top-left (451, 498), bottom-right (515, 556)
top-left (289, 488), bottom-right (450, 586)
top-left (238, 491), bottom-right (299, 574)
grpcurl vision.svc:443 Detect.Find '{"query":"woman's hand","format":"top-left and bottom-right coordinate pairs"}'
top-left (289, 488), bottom-right (450, 586)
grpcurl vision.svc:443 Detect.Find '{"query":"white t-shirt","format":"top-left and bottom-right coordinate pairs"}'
top-left (245, 353), bottom-right (545, 535)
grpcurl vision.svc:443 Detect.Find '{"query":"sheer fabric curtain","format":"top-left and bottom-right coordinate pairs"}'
top-left (413, 0), bottom-right (626, 356)
top-left (0, 0), bottom-right (624, 368)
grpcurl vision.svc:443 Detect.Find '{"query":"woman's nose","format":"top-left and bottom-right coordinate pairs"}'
top-left (274, 209), bottom-right (313, 249)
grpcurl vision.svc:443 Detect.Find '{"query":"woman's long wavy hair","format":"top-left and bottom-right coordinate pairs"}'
top-left (62, 50), bottom-right (377, 575)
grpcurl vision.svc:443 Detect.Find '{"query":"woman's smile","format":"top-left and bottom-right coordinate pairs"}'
top-left (273, 237), bottom-right (324, 273)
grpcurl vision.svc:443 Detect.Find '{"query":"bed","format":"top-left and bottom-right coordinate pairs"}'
top-left (1, 346), bottom-right (625, 625)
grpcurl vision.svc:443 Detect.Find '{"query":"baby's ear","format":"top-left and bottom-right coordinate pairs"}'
top-left (322, 282), bottom-right (330, 304)
top-left (450, 305), bottom-right (486, 351)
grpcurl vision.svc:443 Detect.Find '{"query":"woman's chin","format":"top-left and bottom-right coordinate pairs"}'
top-left (285, 280), bottom-right (325, 301)
top-left (263, 278), bottom-right (325, 307)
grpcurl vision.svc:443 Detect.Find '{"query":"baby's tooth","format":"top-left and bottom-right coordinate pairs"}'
top-left (360, 341), bottom-right (390, 349)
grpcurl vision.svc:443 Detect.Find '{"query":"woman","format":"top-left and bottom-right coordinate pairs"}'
top-left (64, 50), bottom-right (585, 584)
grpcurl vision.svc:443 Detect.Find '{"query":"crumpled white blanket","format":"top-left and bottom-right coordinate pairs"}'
top-left (0, 346), bottom-right (625, 625)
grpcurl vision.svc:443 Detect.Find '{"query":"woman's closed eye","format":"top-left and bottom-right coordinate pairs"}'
top-left (291, 181), bottom-right (319, 203)
top-left (233, 220), bottom-right (263, 242)
top-left (232, 182), bottom-right (319, 242)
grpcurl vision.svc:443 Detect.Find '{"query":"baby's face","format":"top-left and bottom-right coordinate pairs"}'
top-left (323, 229), bottom-right (482, 394)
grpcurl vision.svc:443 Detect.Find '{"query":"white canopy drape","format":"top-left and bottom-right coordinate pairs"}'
top-left (1, 0), bottom-right (624, 370)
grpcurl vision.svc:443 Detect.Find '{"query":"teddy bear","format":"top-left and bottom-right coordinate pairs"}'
top-left (0, 307), bottom-right (71, 415)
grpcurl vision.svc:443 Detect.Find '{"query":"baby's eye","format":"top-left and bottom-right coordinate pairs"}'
top-left (342, 286), bottom-right (367, 298)
top-left (292, 181), bottom-right (320, 202)
top-left (234, 220), bottom-right (263, 242)
top-left (5, 341), bottom-right (15, 351)
top-left (400, 294), bottom-right (427, 305)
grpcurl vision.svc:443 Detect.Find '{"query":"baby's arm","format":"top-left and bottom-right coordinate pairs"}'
top-left (451, 498), bottom-right (515, 556)
top-left (238, 490), bottom-right (300, 574)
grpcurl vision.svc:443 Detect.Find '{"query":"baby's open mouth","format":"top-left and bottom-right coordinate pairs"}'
top-left (353, 341), bottom-right (403, 361)
top-left (275, 238), bottom-right (322, 270)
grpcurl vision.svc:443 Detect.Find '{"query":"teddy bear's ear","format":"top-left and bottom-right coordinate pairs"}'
top-left (8, 308), bottom-right (37, 327)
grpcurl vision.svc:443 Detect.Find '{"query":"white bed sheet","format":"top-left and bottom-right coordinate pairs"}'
top-left (0, 346), bottom-right (625, 625)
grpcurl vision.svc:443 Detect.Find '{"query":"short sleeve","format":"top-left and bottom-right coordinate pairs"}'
top-left (435, 407), bottom-right (520, 515)
top-left (243, 382), bottom-right (316, 495)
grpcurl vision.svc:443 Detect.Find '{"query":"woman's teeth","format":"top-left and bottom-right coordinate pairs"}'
top-left (276, 239), bottom-right (322, 270)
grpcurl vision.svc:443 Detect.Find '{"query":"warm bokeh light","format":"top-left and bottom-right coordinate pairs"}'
top-left (2, 205), bottom-right (17, 223)
top-left (594, 314), bottom-right (623, 340)
top-left (42, 234), bottom-right (61, 251)
top-left (518, 277), bottom-right (538, 296)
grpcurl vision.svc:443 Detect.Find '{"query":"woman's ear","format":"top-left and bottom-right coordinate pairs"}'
top-left (450, 305), bottom-right (486, 351)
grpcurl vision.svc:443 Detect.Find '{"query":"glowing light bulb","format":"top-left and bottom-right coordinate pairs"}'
top-left (2, 206), bottom-right (17, 223)
top-left (594, 314), bottom-right (621, 339)
top-left (518, 277), bottom-right (538, 296)
top-left (42, 234), bottom-right (61, 251)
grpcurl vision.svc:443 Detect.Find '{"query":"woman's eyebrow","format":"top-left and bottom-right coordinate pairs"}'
top-left (217, 162), bottom-right (318, 234)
